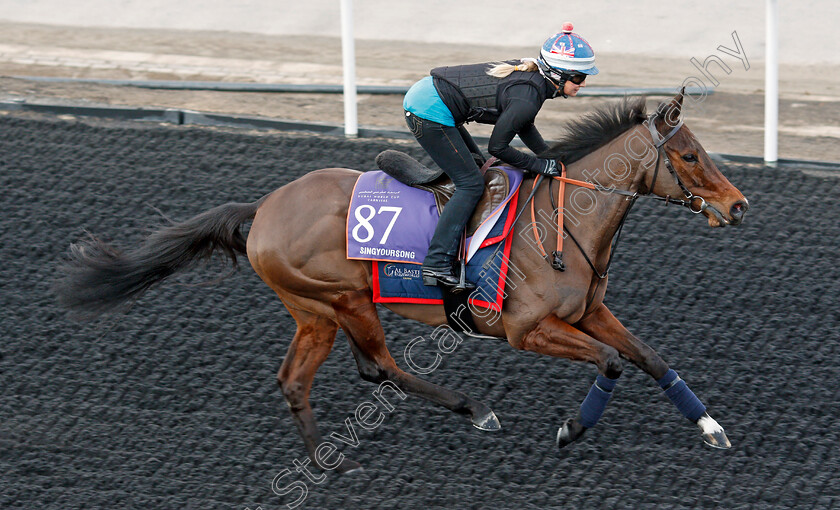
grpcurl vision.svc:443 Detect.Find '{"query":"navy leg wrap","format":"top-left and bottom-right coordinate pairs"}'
top-left (657, 369), bottom-right (706, 422)
top-left (579, 375), bottom-right (618, 428)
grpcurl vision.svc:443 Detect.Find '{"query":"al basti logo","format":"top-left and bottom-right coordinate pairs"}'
top-left (383, 263), bottom-right (422, 280)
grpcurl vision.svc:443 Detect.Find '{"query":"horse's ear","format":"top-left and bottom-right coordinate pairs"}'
top-left (656, 87), bottom-right (685, 128)
top-left (667, 87), bottom-right (685, 116)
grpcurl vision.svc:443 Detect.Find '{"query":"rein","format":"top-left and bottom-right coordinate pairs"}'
top-left (527, 113), bottom-right (710, 280)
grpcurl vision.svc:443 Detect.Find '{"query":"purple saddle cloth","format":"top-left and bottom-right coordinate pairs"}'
top-left (346, 168), bottom-right (523, 264)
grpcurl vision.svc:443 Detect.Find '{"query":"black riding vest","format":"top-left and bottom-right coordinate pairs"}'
top-left (430, 61), bottom-right (552, 125)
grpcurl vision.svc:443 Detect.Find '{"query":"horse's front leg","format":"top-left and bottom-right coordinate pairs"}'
top-left (513, 313), bottom-right (624, 448)
top-left (576, 303), bottom-right (731, 449)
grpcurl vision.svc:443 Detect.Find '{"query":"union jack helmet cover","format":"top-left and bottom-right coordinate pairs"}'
top-left (539, 22), bottom-right (599, 75)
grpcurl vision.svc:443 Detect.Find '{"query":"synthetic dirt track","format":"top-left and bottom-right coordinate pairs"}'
top-left (2, 113), bottom-right (839, 509)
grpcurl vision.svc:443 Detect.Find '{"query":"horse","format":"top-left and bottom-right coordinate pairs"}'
top-left (55, 91), bottom-right (749, 474)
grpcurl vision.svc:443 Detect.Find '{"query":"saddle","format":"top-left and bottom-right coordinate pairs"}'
top-left (375, 150), bottom-right (510, 237)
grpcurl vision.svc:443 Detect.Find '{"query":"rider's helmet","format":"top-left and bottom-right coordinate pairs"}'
top-left (539, 22), bottom-right (598, 92)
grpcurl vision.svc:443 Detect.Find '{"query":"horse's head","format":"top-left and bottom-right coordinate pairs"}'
top-left (646, 89), bottom-right (749, 227)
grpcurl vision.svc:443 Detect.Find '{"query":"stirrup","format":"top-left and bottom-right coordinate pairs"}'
top-left (453, 257), bottom-right (474, 293)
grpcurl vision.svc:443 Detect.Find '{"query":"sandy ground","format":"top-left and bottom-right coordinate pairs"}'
top-left (2, 22), bottom-right (840, 161)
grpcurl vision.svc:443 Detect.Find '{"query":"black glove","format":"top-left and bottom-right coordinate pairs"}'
top-left (534, 158), bottom-right (561, 177)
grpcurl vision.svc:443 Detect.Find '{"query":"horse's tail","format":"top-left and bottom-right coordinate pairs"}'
top-left (55, 196), bottom-right (268, 315)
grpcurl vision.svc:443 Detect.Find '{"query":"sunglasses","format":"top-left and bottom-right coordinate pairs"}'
top-left (566, 74), bottom-right (587, 85)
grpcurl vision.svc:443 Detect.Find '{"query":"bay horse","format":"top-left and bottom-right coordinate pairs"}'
top-left (55, 91), bottom-right (749, 473)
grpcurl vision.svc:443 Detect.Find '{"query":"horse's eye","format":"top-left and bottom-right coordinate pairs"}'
top-left (682, 153), bottom-right (697, 163)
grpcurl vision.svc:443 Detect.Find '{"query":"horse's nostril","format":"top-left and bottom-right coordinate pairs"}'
top-left (730, 201), bottom-right (748, 220)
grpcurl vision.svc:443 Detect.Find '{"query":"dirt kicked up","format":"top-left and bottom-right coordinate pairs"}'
top-left (1, 112), bottom-right (839, 509)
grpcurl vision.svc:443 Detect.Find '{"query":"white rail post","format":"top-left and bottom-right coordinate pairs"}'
top-left (765, 0), bottom-right (779, 165)
top-left (340, 0), bottom-right (358, 137)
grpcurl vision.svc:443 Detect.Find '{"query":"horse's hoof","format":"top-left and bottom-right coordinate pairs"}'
top-left (337, 458), bottom-right (364, 474)
top-left (472, 410), bottom-right (501, 431)
top-left (556, 417), bottom-right (586, 449)
top-left (697, 414), bottom-right (732, 449)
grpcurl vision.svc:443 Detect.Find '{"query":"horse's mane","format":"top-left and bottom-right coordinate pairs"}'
top-left (542, 97), bottom-right (648, 165)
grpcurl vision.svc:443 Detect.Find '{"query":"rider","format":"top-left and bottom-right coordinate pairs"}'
top-left (403, 22), bottom-right (599, 291)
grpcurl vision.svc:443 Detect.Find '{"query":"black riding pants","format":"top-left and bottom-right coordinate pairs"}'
top-left (405, 111), bottom-right (484, 269)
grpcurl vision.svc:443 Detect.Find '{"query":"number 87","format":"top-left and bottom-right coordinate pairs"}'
top-left (352, 205), bottom-right (403, 244)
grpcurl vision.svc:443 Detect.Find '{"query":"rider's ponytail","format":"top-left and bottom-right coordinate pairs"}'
top-left (486, 59), bottom-right (539, 78)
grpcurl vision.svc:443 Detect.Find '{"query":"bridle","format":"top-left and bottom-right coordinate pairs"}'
top-left (536, 112), bottom-right (712, 281)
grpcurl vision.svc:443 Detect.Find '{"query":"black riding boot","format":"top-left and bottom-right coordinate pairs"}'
top-left (421, 176), bottom-right (483, 293)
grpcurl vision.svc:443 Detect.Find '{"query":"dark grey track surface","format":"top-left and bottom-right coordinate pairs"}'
top-left (2, 113), bottom-right (839, 509)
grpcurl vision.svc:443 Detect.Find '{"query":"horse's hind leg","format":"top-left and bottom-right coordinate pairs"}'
top-left (279, 307), bottom-right (362, 474)
top-left (332, 290), bottom-right (501, 431)
top-left (576, 303), bottom-right (731, 449)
